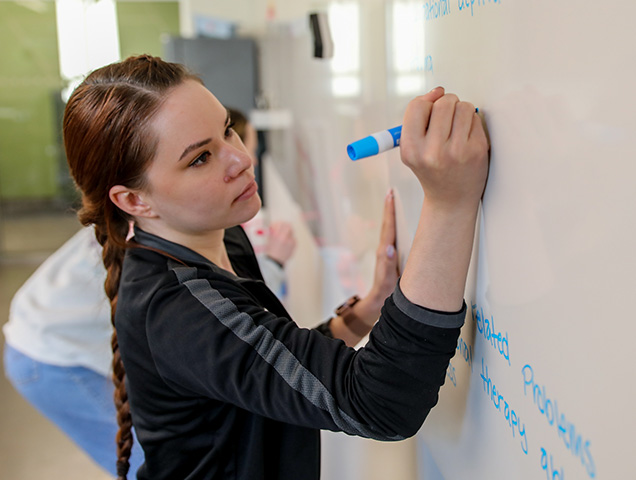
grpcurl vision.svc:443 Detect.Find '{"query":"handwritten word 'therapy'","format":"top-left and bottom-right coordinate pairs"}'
top-left (481, 358), bottom-right (528, 454)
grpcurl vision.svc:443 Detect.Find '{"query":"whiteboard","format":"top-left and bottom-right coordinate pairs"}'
top-left (382, 1), bottom-right (636, 479)
top-left (254, 1), bottom-right (636, 478)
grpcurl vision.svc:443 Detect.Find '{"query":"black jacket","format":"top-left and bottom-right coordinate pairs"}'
top-left (115, 226), bottom-right (464, 479)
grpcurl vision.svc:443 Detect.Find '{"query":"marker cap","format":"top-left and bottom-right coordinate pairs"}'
top-left (347, 136), bottom-right (379, 161)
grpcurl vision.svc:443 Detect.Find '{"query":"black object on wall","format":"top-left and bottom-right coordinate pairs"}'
top-left (164, 36), bottom-right (259, 115)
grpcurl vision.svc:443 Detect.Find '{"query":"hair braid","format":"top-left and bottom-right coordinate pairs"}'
top-left (112, 329), bottom-right (132, 479)
top-left (98, 219), bottom-right (133, 480)
top-left (63, 55), bottom-right (199, 478)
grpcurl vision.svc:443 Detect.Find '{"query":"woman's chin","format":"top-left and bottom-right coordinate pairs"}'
top-left (240, 194), bottom-right (263, 224)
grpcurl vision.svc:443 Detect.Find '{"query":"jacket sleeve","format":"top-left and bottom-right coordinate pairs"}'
top-left (145, 264), bottom-right (463, 441)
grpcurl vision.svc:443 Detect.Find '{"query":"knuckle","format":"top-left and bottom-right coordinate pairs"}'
top-left (438, 93), bottom-right (459, 106)
top-left (411, 95), bottom-right (433, 108)
top-left (456, 101), bottom-right (475, 114)
top-left (447, 141), bottom-right (465, 162)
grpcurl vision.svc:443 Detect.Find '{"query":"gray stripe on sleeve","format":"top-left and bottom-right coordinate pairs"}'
top-left (392, 282), bottom-right (466, 329)
top-left (170, 264), bottom-right (402, 441)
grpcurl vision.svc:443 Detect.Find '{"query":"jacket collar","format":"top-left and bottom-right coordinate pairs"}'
top-left (131, 227), bottom-right (289, 316)
top-left (131, 226), bottom-right (218, 269)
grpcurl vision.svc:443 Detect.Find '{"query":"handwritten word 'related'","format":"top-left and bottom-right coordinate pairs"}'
top-left (471, 304), bottom-right (511, 366)
top-left (522, 365), bottom-right (596, 478)
top-left (481, 358), bottom-right (528, 454)
top-left (423, 0), bottom-right (451, 21)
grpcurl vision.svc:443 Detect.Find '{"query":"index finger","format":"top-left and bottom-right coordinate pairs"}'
top-left (379, 188), bottom-right (397, 248)
top-left (401, 87), bottom-right (445, 152)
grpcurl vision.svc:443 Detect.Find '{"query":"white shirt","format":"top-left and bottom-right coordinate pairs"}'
top-left (3, 226), bottom-right (113, 376)
top-left (3, 225), bottom-right (288, 377)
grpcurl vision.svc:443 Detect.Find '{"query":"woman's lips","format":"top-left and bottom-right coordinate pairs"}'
top-left (235, 179), bottom-right (258, 202)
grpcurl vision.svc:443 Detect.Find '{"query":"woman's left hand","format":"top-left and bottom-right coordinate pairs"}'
top-left (329, 189), bottom-right (400, 347)
top-left (367, 188), bottom-right (400, 308)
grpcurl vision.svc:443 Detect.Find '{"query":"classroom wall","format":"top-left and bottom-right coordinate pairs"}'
top-left (118, 1), bottom-right (180, 59)
top-left (179, 0), bottom-right (331, 37)
top-left (0, 1), bottom-right (179, 206)
top-left (0, 2), bottom-right (61, 201)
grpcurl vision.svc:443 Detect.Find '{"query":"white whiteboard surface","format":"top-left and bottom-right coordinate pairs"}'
top-left (255, 1), bottom-right (636, 478)
top-left (383, 1), bottom-right (636, 479)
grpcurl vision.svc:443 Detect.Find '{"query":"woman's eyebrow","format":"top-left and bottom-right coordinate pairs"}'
top-left (179, 138), bottom-right (212, 162)
top-left (178, 110), bottom-right (230, 162)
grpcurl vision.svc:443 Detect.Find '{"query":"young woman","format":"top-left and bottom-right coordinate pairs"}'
top-left (62, 55), bottom-right (488, 480)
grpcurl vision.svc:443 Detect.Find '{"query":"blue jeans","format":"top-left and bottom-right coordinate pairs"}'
top-left (3, 343), bottom-right (144, 477)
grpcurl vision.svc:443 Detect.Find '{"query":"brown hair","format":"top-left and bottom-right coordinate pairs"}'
top-left (63, 55), bottom-right (200, 479)
top-left (227, 107), bottom-right (249, 141)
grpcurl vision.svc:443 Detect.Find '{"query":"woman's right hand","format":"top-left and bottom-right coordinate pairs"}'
top-left (397, 88), bottom-right (489, 311)
top-left (400, 87), bottom-right (489, 211)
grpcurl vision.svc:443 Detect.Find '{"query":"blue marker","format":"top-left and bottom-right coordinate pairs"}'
top-left (347, 108), bottom-right (480, 161)
top-left (347, 126), bottom-right (402, 161)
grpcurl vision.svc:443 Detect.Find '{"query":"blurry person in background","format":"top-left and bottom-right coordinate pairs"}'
top-left (228, 107), bottom-right (297, 300)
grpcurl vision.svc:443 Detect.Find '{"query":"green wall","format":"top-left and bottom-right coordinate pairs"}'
top-left (0, 2), bottom-right (62, 200)
top-left (0, 1), bottom-right (179, 203)
top-left (118, 2), bottom-right (180, 59)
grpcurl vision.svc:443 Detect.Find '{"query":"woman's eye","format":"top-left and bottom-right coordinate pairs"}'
top-left (189, 151), bottom-right (210, 167)
top-left (225, 121), bottom-right (236, 138)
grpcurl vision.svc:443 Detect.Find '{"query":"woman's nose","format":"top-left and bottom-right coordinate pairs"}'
top-left (223, 144), bottom-right (252, 182)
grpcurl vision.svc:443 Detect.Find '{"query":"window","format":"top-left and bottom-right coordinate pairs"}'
top-left (390, 0), bottom-right (427, 96)
top-left (328, 2), bottom-right (360, 97)
top-left (56, 0), bottom-right (120, 101)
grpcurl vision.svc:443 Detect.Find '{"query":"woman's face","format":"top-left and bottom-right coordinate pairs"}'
top-left (140, 80), bottom-right (261, 236)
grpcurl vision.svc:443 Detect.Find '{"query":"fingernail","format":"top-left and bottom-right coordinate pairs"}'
top-left (386, 244), bottom-right (396, 258)
top-left (385, 188), bottom-right (394, 200)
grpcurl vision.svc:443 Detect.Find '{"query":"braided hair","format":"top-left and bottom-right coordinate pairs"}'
top-left (62, 55), bottom-right (200, 479)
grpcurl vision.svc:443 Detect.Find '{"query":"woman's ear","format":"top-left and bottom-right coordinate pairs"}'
top-left (109, 185), bottom-right (156, 218)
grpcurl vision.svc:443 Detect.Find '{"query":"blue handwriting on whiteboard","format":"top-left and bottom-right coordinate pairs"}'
top-left (416, 55), bottom-right (434, 74)
top-left (423, 0), bottom-right (452, 21)
top-left (481, 358), bottom-right (528, 454)
top-left (458, 0), bottom-right (502, 17)
top-left (456, 337), bottom-right (474, 372)
top-left (471, 304), bottom-right (511, 366)
top-left (446, 360), bottom-right (457, 386)
top-left (540, 447), bottom-right (565, 480)
top-left (522, 364), bottom-right (596, 478)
